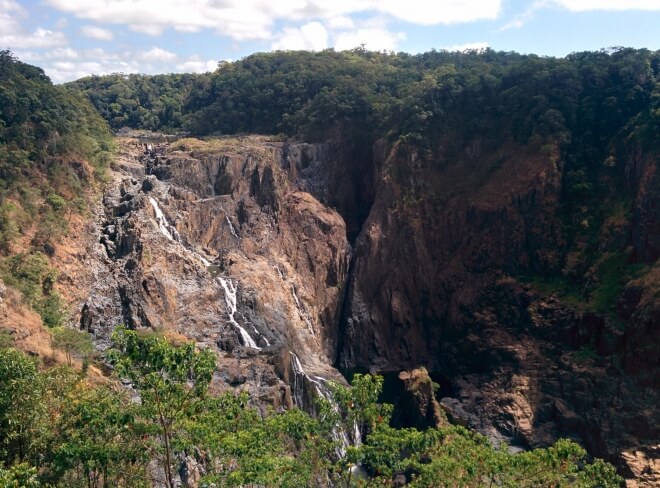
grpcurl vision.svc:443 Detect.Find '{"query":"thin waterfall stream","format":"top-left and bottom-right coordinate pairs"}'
top-left (147, 193), bottom-right (265, 348)
top-left (290, 352), bottom-right (361, 459)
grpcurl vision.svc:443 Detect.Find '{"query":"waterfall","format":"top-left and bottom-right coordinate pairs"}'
top-left (148, 195), bottom-right (210, 266)
top-left (289, 353), bottom-right (360, 459)
top-left (148, 196), bottom-right (181, 243)
top-left (225, 215), bottom-right (240, 239)
top-left (218, 277), bottom-right (261, 349)
top-left (147, 194), bottom-right (265, 350)
top-left (290, 352), bottom-right (306, 407)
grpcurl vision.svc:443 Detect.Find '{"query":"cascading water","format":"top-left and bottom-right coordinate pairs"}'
top-left (148, 196), bottom-right (181, 243)
top-left (148, 193), bottom-right (263, 349)
top-left (148, 195), bottom-right (212, 266)
top-left (225, 215), bottom-right (240, 239)
top-left (218, 277), bottom-right (260, 349)
top-left (290, 353), bottom-right (360, 459)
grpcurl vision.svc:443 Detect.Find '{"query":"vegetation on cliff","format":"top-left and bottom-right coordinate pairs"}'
top-left (2, 48), bottom-right (657, 485)
top-left (0, 50), bottom-right (113, 328)
top-left (0, 330), bottom-right (621, 487)
top-left (71, 48), bottom-right (659, 289)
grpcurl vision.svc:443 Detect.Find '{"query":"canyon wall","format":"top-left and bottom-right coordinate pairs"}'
top-left (76, 134), bottom-right (658, 483)
top-left (337, 136), bottom-right (659, 481)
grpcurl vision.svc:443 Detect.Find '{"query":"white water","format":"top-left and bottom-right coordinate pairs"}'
top-left (148, 196), bottom-right (211, 267)
top-left (290, 353), bottom-right (358, 459)
top-left (218, 277), bottom-right (260, 349)
top-left (290, 352), bottom-right (306, 407)
top-left (148, 196), bottom-right (181, 243)
top-left (225, 215), bottom-right (240, 239)
top-left (148, 194), bottom-right (265, 350)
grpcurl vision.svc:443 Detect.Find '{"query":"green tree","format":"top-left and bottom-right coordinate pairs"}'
top-left (50, 385), bottom-right (149, 487)
top-left (107, 327), bottom-right (216, 488)
top-left (0, 463), bottom-right (40, 488)
top-left (0, 349), bottom-right (43, 463)
top-left (51, 327), bottom-right (94, 366)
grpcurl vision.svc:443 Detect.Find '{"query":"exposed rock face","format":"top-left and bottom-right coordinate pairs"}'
top-left (396, 368), bottom-right (445, 429)
top-left (80, 137), bottom-right (351, 408)
top-left (76, 134), bottom-right (657, 483)
top-left (338, 138), bottom-right (659, 477)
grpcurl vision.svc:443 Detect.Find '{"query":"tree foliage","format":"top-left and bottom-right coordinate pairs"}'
top-left (0, 50), bottom-right (113, 328)
top-left (65, 73), bottom-right (206, 131)
top-left (0, 340), bottom-right (622, 487)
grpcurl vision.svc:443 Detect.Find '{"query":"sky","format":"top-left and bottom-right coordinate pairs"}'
top-left (2, 0), bottom-right (660, 83)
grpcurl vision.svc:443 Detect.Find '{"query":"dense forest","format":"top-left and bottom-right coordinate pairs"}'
top-left (69, 47), bottom-right (659, 148)
top-left (70, 47), bottom-right (660, 318)
top-left (66, 73), bottom-right (203, 132)
top-left (0, 329), bottom-right (621, 487)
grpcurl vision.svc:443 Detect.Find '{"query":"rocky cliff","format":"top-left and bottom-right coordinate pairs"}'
top-left (73, 133), bottom-right (658, 484)
top-left (337, 136), bottom-right (659, 483)
top-left (79, 137), bottom-right (352, 414)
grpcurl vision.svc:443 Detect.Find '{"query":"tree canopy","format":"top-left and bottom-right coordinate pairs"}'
top-left (0, 333), bottom-right (622, 487)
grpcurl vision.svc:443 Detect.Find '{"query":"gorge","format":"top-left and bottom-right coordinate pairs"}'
top-left (1, 47), bottom-right (658, 486)
top-left (78, 129), bottom-right (657, 482)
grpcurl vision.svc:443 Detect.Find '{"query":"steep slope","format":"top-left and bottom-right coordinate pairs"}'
top-left (337, 134), bottom-right (659, 480)
top-left (0, 51), bottom-right (112, 366)
top-left (79, 137), bottom-right (352, 411)
top-left (64, 48), bottom-right (659, 483)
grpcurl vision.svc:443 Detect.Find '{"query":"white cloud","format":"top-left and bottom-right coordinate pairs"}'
top-left (326, 16), bottom-right (355, 30)
top-left (30, 46), bottom-right (217, 83)
top-left (554, 0), bottom-right (660, 10)
top-left (0, 0), bottom-right (67, 49)
top-left (12, 50), bottom-right (44, 62)
top-left (499, 0), bottom-right (547, 30)
top-left (175, 57), bottom-right (218, 73)
top-left (334, 24), bottom-right (406, 52)
top-left (442, 41), bottom-right (489, 51)
top-left (501, 0), bottom-right (660, 30)
top-left (54, 17), bottom-right (68, 29)
top-left (43, 0), bottom-right (503, 43)
top-left (272, 21), bottom-right (328, 51)
top-left (49, 47), bottom-right (79, 59)
top-left (0, 28), bottom-right (68, 49)
top-left (80, 25), bottom-right (114, 40)
top-left (138, 47), bottom-right (177, 61)
top-left (376, 0), bottom-right (501, 25)
top-left (42, 48), bottom-right (143, 82)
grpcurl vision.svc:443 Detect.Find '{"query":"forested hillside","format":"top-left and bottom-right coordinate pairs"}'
top-left (0, 328), bottom-right (621, 487)
top-left (0, 50), bottom-right (112, 329)
top-left (1, 47), bottom-right (657, 486)
top-left (66, 73), bottom-right (203, 132)
top-left (70, 47), bottom-right (659, 149)
top-left (173, 47), bottom-right (660, 318)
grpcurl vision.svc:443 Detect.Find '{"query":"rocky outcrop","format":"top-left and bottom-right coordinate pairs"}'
top-left (76, 133), bottom-right (657, 483)
top-left (79, 137), bottom-right (351, 408)
top-left (396, 368), bottom-right (446, 429)
top-left (338, 137), bottom-right (659, 479)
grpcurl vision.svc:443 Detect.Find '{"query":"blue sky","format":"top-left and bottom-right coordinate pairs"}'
top-left (2, 0), bottom-right (659, 83)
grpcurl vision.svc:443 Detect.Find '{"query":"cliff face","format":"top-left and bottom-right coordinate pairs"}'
top-left (80, 137), bottom-right (351, 409)
top-left (75, 133), bottom-right (658, 483)
top-left (337, 136), bottom-right (659, 480)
